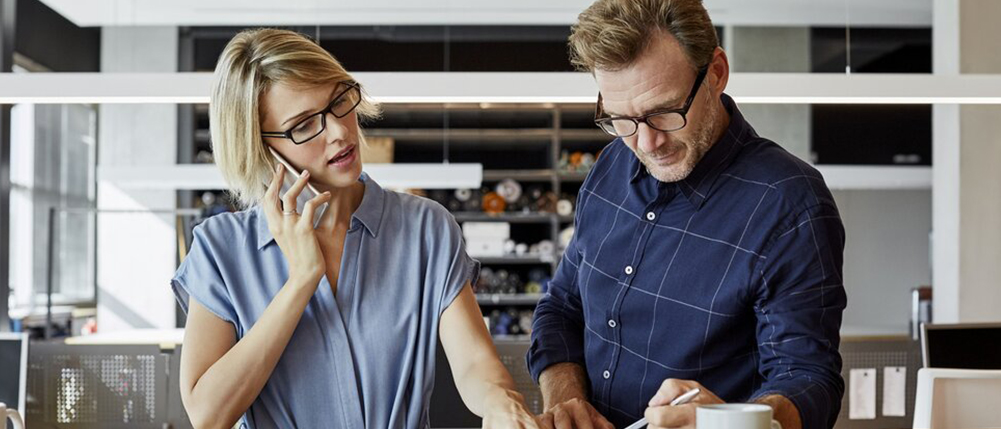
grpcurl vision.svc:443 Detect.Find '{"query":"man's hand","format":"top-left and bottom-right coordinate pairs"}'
top-left (536, 398), bottom-right (615, 429)
top-left (645, 379), bottom-right (724, 429)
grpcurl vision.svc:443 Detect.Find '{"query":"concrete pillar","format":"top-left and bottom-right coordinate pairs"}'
top-left (729, 26), bottom-right (812, 161)
top-left (97, 27), bottom-right (178, 332)
top-left (932, 0), bottom-right (1001, 323)
top-left (731, 26), bottom-right (936, 333)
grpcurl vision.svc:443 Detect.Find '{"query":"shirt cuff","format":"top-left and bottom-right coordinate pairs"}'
top-left (526, 329), bottom-right (586, 384)
top-left (750, 376), bottom-right (843, 429)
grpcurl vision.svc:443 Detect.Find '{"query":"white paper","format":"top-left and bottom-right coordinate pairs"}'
top-left (849, 368), bottom-right (877, 420)
top-left (882, 366), bottom-right (907, 417)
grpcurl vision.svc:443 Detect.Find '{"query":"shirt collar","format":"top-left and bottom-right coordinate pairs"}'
top-left (256, 172), bottom-right (385, 250)
top-left (630, 93), bottom-right (749, 209)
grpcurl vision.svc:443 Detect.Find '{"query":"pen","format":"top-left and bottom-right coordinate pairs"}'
top-left (623, 387), bottom-right (702, 429)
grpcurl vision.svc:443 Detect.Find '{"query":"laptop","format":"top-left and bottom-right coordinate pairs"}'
top-left (921, 322), bottom-right (1001, 369)
top-left (0, 333), bottom-right (28, 429)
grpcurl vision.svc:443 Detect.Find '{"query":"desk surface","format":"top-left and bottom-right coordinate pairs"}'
top-left (63, 328), bottom-right (184, 348)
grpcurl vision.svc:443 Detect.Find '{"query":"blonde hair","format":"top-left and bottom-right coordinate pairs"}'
top-left (209, 28), bottom-right (381, 208)
top-left (568, 0), bottom-right (718, 72)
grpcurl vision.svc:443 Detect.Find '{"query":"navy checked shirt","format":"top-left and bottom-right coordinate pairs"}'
top-left (528, 94), bottom-right (847, 429)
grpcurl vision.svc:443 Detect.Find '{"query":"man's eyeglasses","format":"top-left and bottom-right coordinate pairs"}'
top-left (594, 67), bottom-right (708, 138)
top-left (261, 81), bottom-right (362, 145)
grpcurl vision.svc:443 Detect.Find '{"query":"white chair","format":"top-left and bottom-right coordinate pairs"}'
top-left (913, 368), bottom-right (1001, 429)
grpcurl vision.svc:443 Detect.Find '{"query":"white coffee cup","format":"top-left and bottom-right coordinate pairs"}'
top-left (0, 402), bottom-right (25, 429)
top-left (696, 404), bottom-right (781, 429)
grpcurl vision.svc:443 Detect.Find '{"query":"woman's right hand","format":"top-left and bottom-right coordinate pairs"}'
top-left (262, 164), bottom-right (332, 287)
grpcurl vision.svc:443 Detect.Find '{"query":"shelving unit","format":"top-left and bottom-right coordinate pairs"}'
top-left (169, 90), bottom-right (936, 340)
top-left (175, 100), bottom-right (608, 337)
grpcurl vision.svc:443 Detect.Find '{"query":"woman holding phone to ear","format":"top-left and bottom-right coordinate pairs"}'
top-left (171, 28), bottom-right (539, 429)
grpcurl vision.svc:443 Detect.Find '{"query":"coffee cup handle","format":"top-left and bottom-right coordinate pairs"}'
top-left (6, 409), bottom-right (25, 429)
top-left (770, 419), bottom-right (783, 429)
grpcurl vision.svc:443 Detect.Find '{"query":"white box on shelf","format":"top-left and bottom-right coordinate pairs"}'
top-left (462, 222), bottom-right (511, 240)
top-left (466, 238), bottom-right (506, 257)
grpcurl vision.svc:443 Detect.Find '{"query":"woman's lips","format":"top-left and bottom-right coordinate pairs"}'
top-left (328, 145), bottom-right (357, 168)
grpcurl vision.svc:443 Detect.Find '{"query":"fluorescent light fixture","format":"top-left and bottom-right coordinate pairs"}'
top-left (98, 163), bottom-right (483, 191)
top-left (3, 72), bottom-right (1001, 105)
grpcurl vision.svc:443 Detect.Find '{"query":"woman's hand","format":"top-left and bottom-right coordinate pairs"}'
top-left (482, 389), bottom-right (541, 429)
top-left (261, 164), bottom-right (331, 287)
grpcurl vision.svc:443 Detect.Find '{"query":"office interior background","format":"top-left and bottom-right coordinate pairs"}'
top-left (0, 0), bottom-right (999, 428)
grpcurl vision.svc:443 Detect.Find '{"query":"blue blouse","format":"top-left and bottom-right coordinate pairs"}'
top-left (171, 173), bottom-right (480, 429)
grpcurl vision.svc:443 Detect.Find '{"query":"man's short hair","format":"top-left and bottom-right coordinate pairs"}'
top-left (569, 0), bottom-right (719, 72)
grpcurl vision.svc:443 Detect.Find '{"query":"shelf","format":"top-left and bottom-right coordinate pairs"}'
top-left (477, 256), bottom-right (555, 265)
top-left (365, 128), bottom-right (553, 142)
top-left (194, 129), bottom-right (210, 143)
top-left (559, 129), bottom-right (610, 141)
top-left (482, 169), bottom-right (555, 181)
top-left (558, 172), bottom-right (589, 183)
top-left (491, 335), bottom-right (533, 343)
top-left (476, 293), bottom-right (544, 306)
top-left (98, 163), bottom-right (484, 190)
top-left (97, 164), bottom-right (931, 192)
top-left (816, 165), bottom-right (931, 190)
top-left (8, 72), bottom-right (1001, 105)
top-left (453, 212), bottom-right (554, 223)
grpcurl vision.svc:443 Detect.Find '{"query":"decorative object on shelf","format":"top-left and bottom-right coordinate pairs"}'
top-left (487, 308), bottom-right (535, 337)
top-left (404, 189), bottom-right (427, 198)
top-left (536, 240), bottom-right (556, 260)
top-left (524, 281), bottom-right (543, 294)
top-left (463, 222), bottom-right (510, 257)
top-left (199, 191), bottom-right (232, 218)
top-left (477, 268), bottom-right (518, 295)
top-left (195, 150), bottom-right (214, 164)
top-left (360, 136), bottom-right (394, 164)
top-left (503, 239), bottom-right (517, 255)
top-left (558, 226), bottom-right (575, 251)
top-left (514, 243), bottom-right (528, 256)
top-left (495, 178), bottom-right (523, 204)
top-left (482, 191), bottom-right (506, 214)
top-left (512, 194), bottom-right (532, 213)
top-left (533, 189), bottom-right (558, 213)
top-left (580, 152), bottom-right (596, 170)
top-left (559, 149), bottom-right (599, 174)
top-left (556, 198), bottom-right (574, 217)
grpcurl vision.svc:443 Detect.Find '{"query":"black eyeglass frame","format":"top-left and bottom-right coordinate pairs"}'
top-left (261, 80), bottom-right (363, 145)
top-left (594, 67), bottom-right (709, 137)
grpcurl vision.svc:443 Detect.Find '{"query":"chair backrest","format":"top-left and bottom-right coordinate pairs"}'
top-left (913, 368), bottom-right (1001, 429)
top-left (26, 342), bottom-right (168, 429)
top-left (0, 333), bottom-right (29, 424)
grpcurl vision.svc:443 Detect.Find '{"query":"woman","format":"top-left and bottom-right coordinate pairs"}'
top-left (171, 28), bottom-right (539, 429)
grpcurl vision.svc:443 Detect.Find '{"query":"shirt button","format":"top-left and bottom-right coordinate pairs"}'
top-left (608, 319), bottom-right (617, 328)
top-left (625, 266), bottom-right (634, 275)
top-left (646, 212), bottom-right (656, 221)
top-left (603, 370), bottom-right (611, 379)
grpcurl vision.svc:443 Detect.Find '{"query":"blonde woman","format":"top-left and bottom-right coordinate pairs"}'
top-left (170, 28), bottom-right (538, 429)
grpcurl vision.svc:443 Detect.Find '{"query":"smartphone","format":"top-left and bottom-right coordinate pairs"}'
top-left (267, 146), bottom-right (328, 228)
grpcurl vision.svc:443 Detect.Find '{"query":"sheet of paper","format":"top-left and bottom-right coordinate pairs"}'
top-left (849, 368), bottom-right (877, 420)
top-left (882, 366), bottom-right (907, 417)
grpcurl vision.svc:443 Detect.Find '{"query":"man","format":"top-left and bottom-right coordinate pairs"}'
top-left (527, 1), bottom-right (847, 429)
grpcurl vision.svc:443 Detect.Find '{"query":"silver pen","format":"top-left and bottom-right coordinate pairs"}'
top-left (623, 387), bottom-right (701, 429)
